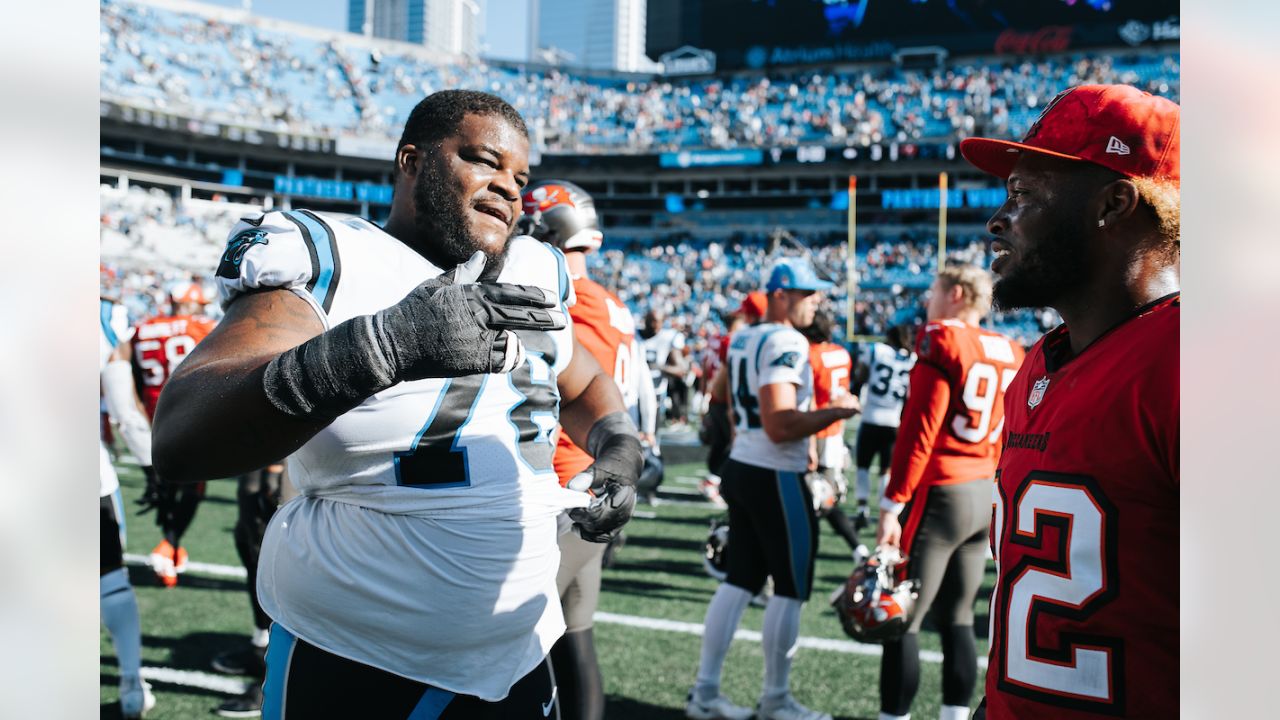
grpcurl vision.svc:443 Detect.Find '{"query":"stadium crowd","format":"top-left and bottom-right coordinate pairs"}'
top-left (100, 185), bottom-right (1052, 352)
top-left (100, 0), bottom-right (1179, 154)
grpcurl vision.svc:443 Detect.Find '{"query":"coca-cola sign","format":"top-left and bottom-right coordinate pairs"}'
top-left (993, 26), bottom-right (1074, 55)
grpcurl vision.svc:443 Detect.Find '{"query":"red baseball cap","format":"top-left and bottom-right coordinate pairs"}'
top-left (960, 84), bottom-right (1180, 186)
top-left (737, 291), bottom-right (767, 320)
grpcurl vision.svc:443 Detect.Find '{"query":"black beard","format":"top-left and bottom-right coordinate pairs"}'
top-left (992, 218), bottom-right (1092, 311)
top-left (410, 157), bottom-right (513, 276)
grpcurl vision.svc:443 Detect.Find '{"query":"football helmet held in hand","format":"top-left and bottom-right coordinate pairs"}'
top-left (703, 518), bottom-right (731, 582)
top-left (805, 471), bottom-right (839, 517)
top-left (830, 545), bottom-right (919, 643)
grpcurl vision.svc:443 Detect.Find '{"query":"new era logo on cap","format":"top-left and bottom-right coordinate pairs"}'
top-left (958, 84), bottom-right (1179, 186)
top-left (765, 257), bottom-right (833, 292)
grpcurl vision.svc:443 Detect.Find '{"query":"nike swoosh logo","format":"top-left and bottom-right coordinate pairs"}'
top-left (542, 686), bottom-right (558, 716)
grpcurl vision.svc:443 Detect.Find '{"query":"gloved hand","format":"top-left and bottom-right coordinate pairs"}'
top-left (374, 251), bottom-right (566, 378)
top-left (567, 477), bottom-right (637, 543)
top-left (134, 465), bottom-right (163, 515)
top-left (568, 413), bottom-right (644, 543)
top-left (263, 252), bottom-right (566, 420)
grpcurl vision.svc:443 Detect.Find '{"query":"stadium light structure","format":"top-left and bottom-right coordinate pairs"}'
top-left (847, 175), bottom-right (857, 341)
top-left (937, 172), bottom-right (948, 270)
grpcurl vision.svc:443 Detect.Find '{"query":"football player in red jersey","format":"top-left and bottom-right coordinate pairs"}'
top-left (960, 85), bottom-right (1179, 720)
top-left (521, 178), bottom-right (658, 720)
top-left (132, 281), bottom-right (217, 587)
top-left (875, 264), bottom-right (1024, 720)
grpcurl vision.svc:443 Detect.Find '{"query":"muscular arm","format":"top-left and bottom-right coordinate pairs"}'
top-left (758, 381), bottom-right (858, 444)
top-left (151, 289), bottom-right (329, 482)
top-left (558, 338), bottom-right (628, 448)
top-left (881, 362), bottom-right (951, 510)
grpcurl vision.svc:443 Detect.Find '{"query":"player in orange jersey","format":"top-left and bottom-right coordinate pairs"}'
top-left (798, 310), bottom-right (862, 554)
top-left (875, 265), bottom-right (1024, 720)
top-left (521, 179), bottom-right (657, 720)
top-left (961, 84), bottom-right (1179, 720)
top-left (132, 281), bottom-right (217, 587)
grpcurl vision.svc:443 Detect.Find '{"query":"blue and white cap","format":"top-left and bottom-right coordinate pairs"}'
top-left (765, 257), bottom-right (833, 292)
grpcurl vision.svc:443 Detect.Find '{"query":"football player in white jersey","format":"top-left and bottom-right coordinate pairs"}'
top-left (99, 297), bottom-right (157, 718)
top-left (686, 258), bottom-right (860, 720)
top-left (152, 91), bottom-right (642, 719)
top-left (639, 309), bottom-right (689, 426)
top-left (850, 324), bottom-right (916, 529)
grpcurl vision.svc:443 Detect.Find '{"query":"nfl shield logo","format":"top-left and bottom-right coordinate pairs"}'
top-left (1028, 377), bottom-right (1050, 409)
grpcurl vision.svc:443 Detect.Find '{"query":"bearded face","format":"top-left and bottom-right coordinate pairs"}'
top-left (406, 113), bottom-right (530, 275)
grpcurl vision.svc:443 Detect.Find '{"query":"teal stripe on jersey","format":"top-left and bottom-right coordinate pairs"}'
top-left (408, 687), bottom-right (456, 719)
top-left (776, 470), bottom-right (811, 598)
top-left (285, 210), bottom-right (340, 313)
top-left (262, 624), bottom-right (297, 720)
top-left (753, 327), bottom-right (784, 373)
top-left (100, 299), bottom-right (119, 348)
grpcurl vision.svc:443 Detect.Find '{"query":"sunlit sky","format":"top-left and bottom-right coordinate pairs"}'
top-left (198, 0), bottom-right (532, 60)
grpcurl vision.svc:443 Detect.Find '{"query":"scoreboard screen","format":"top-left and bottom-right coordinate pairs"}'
top-left (696, 0), bottom-right (1178, 67)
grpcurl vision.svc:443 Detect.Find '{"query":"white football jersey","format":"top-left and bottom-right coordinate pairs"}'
top-left (99, 299), bottom-right (122, 498)
top-left (642, 326), bottom-right (684, 394)
top-left (217, 209), bottom-right (584, 700)
top-left (857, 342), bottom-right (916, 428)
top-left (726, 323), bottom-right (813, 472)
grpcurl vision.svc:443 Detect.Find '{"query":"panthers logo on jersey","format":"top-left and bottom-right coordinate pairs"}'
top-left (217, 228), bottom-right (270, 279)
top-left (771, 351), bottom-right (801, 368)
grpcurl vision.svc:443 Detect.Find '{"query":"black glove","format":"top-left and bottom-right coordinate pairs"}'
top-left (568, 480), bottom-right (637, 543)
top-left (263, 252), bottom-right (566, 420)
top-left (568, 412), bottom-right (644, 543)
top-left (134, 465), bottom-right (163, 515)
top-left (374, 264), bottom-right (564, 380)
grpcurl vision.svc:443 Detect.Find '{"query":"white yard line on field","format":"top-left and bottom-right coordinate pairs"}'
top-left (124, 553), bottom-right (248, 579)
top-left (140, 666), bottom-right (250, 695)
top-left (123, 556), bottom-right (983, 667)
top-left (592, 611), bottom-right (984, 667)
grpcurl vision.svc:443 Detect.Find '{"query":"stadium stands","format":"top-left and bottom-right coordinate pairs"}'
top-left (101, 0), bottom-right (1179, 155)
top-left (100, 181), bottom-right (1050, 346)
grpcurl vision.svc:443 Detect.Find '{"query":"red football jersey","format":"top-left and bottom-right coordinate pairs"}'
top-left (132, 314), bottom-right (216, 419)
top-left (884, 320), bottom-right (1025, 505)
top-left (809, 341), bottom-right (852, 440)
top-left (985, 294), bottom-right (1178, 720)
top-left (554, 276), bottom-right (638, 485)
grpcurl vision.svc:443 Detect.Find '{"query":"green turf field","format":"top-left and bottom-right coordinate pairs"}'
top-left (101, 445), bottom-right (993, 719)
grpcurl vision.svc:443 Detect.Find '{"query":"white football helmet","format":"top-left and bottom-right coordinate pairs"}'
top-left (805, 471), bottom-right (839, 517)
top-left (830, 545), bottom-right (919, 643)
top-left (519, 179), bottom-right (603, 253)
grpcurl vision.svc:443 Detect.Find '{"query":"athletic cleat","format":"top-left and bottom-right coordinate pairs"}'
top-left (215, 684), bottom-right (264, 718)
top-left (757, 694), bottom-right (832, 720)
top-left (174, 546), bottom-right (189, 574)
top-left (685, 691), bottom-right (754, 720)
top-left (699, 475), bottom-right (728, 509)
top-left (853, 505), bottom-right (871, 532)
top-left (212, 645), bottom-right (267, 677)
top-left (149, 541), bottom-right (178, 588)
top-left (120, 677), bottom-right (156, 719)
